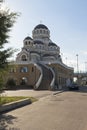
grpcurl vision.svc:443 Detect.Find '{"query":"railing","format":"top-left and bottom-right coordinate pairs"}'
top-left (39, 63), bottom-right (55, 89)
top-left (49, 67), bottom-right (55, 89)
top-left (74, 72), bottom-right (87, 77)
top-left (34, 63), bottom-right (43, 89)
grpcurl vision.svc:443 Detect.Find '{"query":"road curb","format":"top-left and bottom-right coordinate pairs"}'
top-left (53, 90), bottom-right (66, 95)
top-left (0, 98), bottom-right (31, 113)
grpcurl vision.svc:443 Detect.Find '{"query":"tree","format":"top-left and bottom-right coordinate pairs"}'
top-left (0, 0), bottom-right (18, 91)
top-left (6, 78), bottom-right (16, 90)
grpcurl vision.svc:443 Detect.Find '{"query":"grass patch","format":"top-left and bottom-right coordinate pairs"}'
top-left (0, 96), bottom-right (37, 105)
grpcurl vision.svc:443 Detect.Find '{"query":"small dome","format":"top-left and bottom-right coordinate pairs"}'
top-left (48, 42), bottom-right (57, 47)
top-left (34, 24), bottom-right (48, 30)
top-left (34, 40), bottom-right (44, 45)
top-left (24, 36), bottom-right (33, 41)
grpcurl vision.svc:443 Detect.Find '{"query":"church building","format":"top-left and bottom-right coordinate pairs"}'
top-left (7, 24), bottom-right (74, 90)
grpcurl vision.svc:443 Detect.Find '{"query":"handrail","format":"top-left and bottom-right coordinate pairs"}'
top-left (49, 67), bottom-right (55, 89)
top-left (34, 63), bottom-right (43, 89)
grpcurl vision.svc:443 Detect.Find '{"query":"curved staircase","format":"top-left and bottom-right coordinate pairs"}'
top-left (34, 63), bottom-right (55, 90)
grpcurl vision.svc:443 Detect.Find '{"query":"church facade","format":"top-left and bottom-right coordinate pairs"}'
top-left (7, 24), bottom-right (74, 90)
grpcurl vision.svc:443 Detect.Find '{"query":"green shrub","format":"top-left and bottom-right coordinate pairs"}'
top-left (0, 77), bottom-right (4, 92)
top-left (6, 79), bottom-right (16, 89)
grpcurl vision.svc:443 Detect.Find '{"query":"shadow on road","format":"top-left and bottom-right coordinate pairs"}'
top-left (0, 114), bottom-right (19, 130)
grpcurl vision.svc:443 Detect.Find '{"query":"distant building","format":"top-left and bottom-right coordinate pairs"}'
top-left (7, 24), bottom-right (74, 90)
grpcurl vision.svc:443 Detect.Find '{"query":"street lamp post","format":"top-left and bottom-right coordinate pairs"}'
top-left (76, 54), bottom-right (79, 73)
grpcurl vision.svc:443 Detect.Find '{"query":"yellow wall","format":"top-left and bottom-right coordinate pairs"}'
top-left (6, 62), bottom-right (74, 89)
top-left (7, 64), bottom-right (40, 87)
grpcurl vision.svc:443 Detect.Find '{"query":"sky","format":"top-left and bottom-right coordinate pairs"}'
top-left (1, 0), bottom-right (87, 72)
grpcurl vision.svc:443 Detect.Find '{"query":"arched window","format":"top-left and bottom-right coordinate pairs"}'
top-left (20, 67), bottom-right (28, 72)
top-left (28, 41), bottom-right (30, 44)
top-left (21, 55), bottom-right (27, 61)
top-left (10, 68), bottom-right (16, 73)
top-left (25, 41), bottom-right (27, 45)
top-left (21, 77), bottom-right (27, 85)
top-left (32, 67), bottom-right (34, 72)
top-left (43, 30), bottom-right (45, 34)
top-left (40, 30), bottom-right (42, 33)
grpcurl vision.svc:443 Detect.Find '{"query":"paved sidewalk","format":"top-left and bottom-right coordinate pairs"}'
top-left (3, 89), bottom-right (61, 99)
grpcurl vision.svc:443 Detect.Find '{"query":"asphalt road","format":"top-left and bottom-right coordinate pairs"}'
top-left (1, 87), bottom-right (87, 130)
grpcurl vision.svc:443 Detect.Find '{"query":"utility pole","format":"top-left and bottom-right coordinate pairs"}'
top-left (76, 54), bottom-right (79, 73)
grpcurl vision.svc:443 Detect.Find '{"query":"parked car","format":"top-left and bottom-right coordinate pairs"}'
top-left (68, 83), bottom-right (79, 90)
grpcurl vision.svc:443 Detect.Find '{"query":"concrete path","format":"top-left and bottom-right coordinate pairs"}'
top-left (1, 90), bottom-right (87, 130)
top-left (3, 89), bottom-right (57, 99)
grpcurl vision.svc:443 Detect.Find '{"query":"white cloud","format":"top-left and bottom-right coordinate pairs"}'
top-left (61, 52), bottom-right (86, 72)
top-left (81, 51), bottom-right (87, 55)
